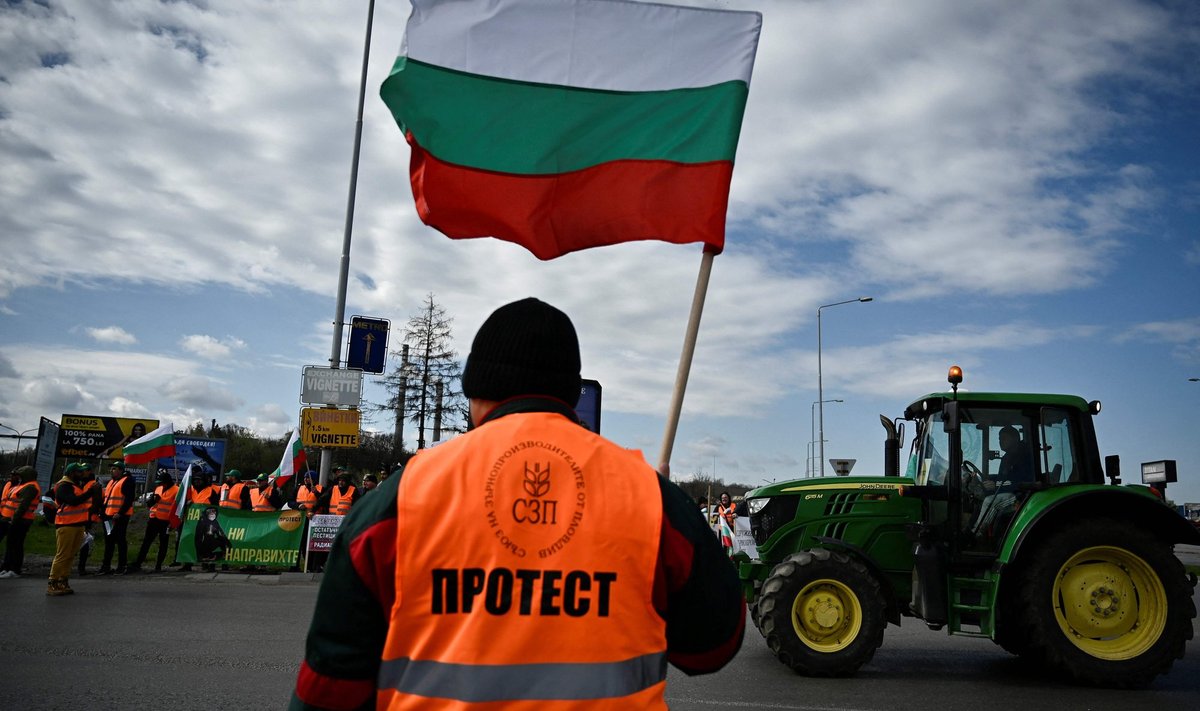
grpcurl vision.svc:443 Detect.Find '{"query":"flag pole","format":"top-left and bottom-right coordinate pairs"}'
top-left (657, 248), bottom-right (716, 477)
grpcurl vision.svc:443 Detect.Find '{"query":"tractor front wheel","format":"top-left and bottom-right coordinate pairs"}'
top-left (757, 548), bottom-right (886, 676)
top-left (1013, 517), bottom-right (1196, 687)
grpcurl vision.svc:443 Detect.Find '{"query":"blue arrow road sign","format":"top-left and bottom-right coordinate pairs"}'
top-left (347, 316), bottom-right (390, 373)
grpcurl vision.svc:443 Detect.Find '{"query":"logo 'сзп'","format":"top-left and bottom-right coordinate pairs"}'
top-left (513, 462), bottom-right (556, 524)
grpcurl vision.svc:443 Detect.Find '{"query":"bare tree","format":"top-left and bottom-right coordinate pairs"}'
top-left (381, 293), bottom-right (466, 454)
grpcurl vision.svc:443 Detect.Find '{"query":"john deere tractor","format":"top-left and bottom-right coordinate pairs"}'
top-left (740, 367), bottom-right (1199, 687)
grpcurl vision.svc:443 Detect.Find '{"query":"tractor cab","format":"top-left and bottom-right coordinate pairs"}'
top-left (903, 372), bottom-right (1105, 556)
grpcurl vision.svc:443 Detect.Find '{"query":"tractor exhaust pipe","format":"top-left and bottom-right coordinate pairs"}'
top-left (880, 414), bottom-right (900, 477)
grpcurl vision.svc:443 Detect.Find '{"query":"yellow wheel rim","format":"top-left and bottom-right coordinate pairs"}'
top-left (1051, 545), bottom-right (1167, 660)
top-left (791, 578), bottom-right (862, 652)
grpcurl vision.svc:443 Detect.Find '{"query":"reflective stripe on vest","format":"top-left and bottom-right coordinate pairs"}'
top-left (221, 482), bottom-right (246, 509)
top-left (56, 482), bottom-right (90, 526)
top-left (151, 485), bottom-right (178, 520)
top-left (103, 477), bottom-right (128, 517)
top-left (249, 487), bottom-right (276, 512)
top-left (377, 652), bottom-right (667, 703)
top-left (1, 481), bottom-right (42, 521)
top-left (330, 486), bottom-right (355, 515)
top-left (378, 412), bottom-right (667, 709)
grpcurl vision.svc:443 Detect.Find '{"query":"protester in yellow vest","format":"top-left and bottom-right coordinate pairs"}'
top-left (127, 470), bottom-right (178, 573)
top-left (292, 298), bottom-right (745, 710)
top-left (0, 466), bottom-right (42, 578)
top-left (48, 462), bottom-right (94, 596)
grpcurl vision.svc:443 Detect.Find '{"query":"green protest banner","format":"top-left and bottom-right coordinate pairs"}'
top-left (177, 504), bottom-right (304, 568)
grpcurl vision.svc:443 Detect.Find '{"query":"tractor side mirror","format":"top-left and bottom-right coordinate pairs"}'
top-left (943, 401), bottom-right (960, 434)
top-left (1105, 454), bottom-right (1121, 485)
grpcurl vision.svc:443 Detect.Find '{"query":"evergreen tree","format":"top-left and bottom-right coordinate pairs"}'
top-left (380, 293), bottom-right (467, 454)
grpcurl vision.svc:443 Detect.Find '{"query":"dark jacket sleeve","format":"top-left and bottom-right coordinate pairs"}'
top-left (655, 475), bottom-right (746, 675)
top-left (55, 480), bottom-right (91, 506)
top-left (291, 473), bottom-right (401, 711)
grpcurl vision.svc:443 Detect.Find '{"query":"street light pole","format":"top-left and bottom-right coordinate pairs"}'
top-left (817, 297), bottom-right (873, 476)
top-left (809, 399), bottom-right (842, 476)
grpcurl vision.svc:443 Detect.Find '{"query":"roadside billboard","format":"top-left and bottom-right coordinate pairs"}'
top-left (158, 435), bottom-right (226, 481)
top-left (34, 417), bottom-right (60, 492)
top-left (56, 414), bottom-right (160, 460)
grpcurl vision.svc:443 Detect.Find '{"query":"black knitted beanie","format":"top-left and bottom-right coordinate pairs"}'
top-left (462, 298), bottom-right (581, 407)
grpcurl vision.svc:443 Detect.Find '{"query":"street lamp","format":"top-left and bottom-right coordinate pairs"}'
top-left (809, 399), bottom-right (842, 476)
top-left (0, 423), bottom-right (37, 463)
top-left (817, 296), bottom-right (873, 476)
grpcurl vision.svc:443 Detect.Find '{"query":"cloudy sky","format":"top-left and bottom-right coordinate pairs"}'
top-left (2, 0), bottom-right (1198, 502)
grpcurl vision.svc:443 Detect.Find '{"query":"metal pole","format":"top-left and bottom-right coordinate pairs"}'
top-left (817, 297), bottom-right (872, 476)
top-left (319, 0), bottom-right (376, 488)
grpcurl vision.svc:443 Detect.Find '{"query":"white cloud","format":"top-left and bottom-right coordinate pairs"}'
top-left (86, 326), bottom-right (137, 345)
top-left (158, 375), bottom-right (243, 411)
top-left (180, 334), bottom-right (246, 360)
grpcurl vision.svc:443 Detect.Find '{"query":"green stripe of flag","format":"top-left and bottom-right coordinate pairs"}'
top-left (381, 58), bottom-right (749, 176)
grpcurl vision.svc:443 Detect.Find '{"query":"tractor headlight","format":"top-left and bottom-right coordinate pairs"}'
top-left (748, 497), bottom-right (770, 515)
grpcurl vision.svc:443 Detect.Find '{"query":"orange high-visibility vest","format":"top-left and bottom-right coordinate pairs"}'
top-left (377, 412), bottom-right (667, 710)
top-left (151, 485), bottom-right (179, 521)
top-left (0, 482), bottom-right (12, 514)
top-left (55, 480), bottom-right (90, 526)
top-left (81, 479), bottom-right (100, 523)
top-left (330, 486), bottom-right (356, 516)
top-left (249, 486), bottom-right (276, 512)
top-left (296, 484), bottom-right (321, 518)
top-left (103, 476), bottom-right (131, 517)
top-left (221, 482), bottom-right (247, 509)
top-left (189, 485), bottom-right (218, 507)
top-left (0, 481), bottom-right (42, 521)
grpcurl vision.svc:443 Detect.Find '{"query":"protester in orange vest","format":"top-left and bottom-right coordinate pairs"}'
top-left (0, 465), bottom-right (42, 578)
top-left (716, 491), bottom-right (737, 527)
top-left (75, 465), bottom-right (103, 577)
top-left (318, 468), bottom-right (356, 516)
top-left (98, 461), bottom-right (136, 575)
top-left (220, 470), bottom-right (251, 510)
top-left (0, 469), bottom-right (19, 548)
top-left (48, 462), bottom-right (94, 596)
top-left (293, 471), bottom-right (322, 519)
top-left (249, 473), bottom-right (282, 512)
top-left (292, 298), bottom-right (744, 710)
top-left (128, 470), bottom-right (178, 573)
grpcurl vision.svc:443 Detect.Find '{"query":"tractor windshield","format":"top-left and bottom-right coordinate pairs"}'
top-left (910, 411), bottom-right (950, 486)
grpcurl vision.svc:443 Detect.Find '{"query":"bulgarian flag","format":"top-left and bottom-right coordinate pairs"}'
top-left (717, 514), bottom-right (735, 557)
top-left (123, 423), bottom-right (175, 465)
top-left (380, 0), bottom-right (762, 260)
top-left (170, 463), bottom-right (194, 530)
top-left (271, 429), bottom-right (306, 490)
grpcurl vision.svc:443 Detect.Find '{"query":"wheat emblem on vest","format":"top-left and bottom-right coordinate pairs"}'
top-left (523, 462), bottom-right (551, 497)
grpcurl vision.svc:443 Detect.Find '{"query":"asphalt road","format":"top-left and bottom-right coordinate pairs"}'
top-left (1, 559), bottom-right (1197, 711)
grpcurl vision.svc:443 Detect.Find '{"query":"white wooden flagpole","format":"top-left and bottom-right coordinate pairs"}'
top-left (657, 249), bottom-right (716, 477)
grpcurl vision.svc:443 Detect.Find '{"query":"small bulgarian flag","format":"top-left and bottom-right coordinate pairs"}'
top-left (123, 423), bottom-right (175, 465)
top-left (270, 429), bottom-right (306, 491)
top-left (380, 0), bottom-right (762, 260)
top-left (170, 463), bottom-right (194, 530)
top-left (717, 515), bottom-right (735, 557)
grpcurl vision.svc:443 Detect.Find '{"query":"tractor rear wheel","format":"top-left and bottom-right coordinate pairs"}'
top-left (757, 548), bottom-right (886, 676)
top-left (1013, 517), bottom-right (1196, 687)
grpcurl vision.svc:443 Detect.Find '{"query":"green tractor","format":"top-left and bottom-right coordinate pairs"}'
top-left (740, 366), bottom-right (1199, 687)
